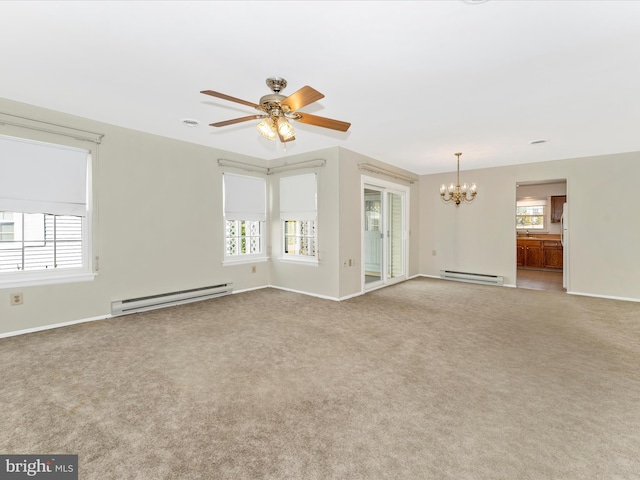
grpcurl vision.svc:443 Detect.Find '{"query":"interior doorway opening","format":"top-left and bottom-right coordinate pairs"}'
top-left (515, 179), bottom-right (567, 292)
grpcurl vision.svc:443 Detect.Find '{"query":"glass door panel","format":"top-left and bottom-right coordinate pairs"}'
top-left (387, 192), bottom-right (404, 279)
top-left (363, 182), bottom-right (407, 289)
top-left (364, 188), bottom-right (382, 285)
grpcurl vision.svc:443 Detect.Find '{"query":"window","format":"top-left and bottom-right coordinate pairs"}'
top-left (0, 212), bottom-right (14, 241)
top-left (280, 173), bottom-right (317, 262)
top-left (284, 220), bottom-right (316, 256)
top-left (0, 134), bottom-right (92, 287)
top-left (225, 220), bottom-right (262, 256)
top-left (223, 173), bottom-right (266, 262)
top-left (0, 213), bottom-right (82, 272)
top-left (516, 199), bottom-right (546, 230)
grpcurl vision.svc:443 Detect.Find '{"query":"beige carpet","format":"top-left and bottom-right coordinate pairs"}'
top-left (1, 278), bottom-right (639, 479)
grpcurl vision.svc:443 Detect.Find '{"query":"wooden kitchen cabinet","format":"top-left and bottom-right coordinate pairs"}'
top-left (517, 243), bottom-right (525, 267)
top-left (543, 240), bottom-right (563, 269)
top-left (550, 195), bottom-right (566, 223)
top-left (519, 239), bottom-right (544, 268)
top-left (517, 238), bottom-right (563, 270)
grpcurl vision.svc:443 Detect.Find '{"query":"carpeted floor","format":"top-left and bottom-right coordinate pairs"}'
top-left (1, 277), bottom-right (639, 479)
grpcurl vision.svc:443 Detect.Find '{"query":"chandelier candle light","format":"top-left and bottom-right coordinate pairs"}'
top-left (440, 152), bottom-right (477, 206)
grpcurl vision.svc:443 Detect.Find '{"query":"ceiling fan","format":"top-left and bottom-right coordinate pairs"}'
top-left (201, 77), bottom-right (351, 143)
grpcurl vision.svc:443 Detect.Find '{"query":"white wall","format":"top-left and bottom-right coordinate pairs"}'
top-left (268, 148), bottom-right (341, 299)
top-left (419, 152), bottom-right (640, 301)
top-left (337, 149), bottom-right (421, 299)
top-left (0, 97), bottom-right (269, 335)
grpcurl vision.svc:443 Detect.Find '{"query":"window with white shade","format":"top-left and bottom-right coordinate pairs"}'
top-left (280, 173), bottom-right (318, 262)
top-left (223, 173), bottom-right (266, 262)
top-left (0, 134), bottom-right (92, 286)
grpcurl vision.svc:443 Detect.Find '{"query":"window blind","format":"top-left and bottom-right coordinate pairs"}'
top-left (223, 173), bottom-right (266, 221)
top-left (517, 198), bottom-right (547, 207)
top-left (0, 134), bottom-right (89, 216)
top-left (280, 173), bottom-right (317, 221)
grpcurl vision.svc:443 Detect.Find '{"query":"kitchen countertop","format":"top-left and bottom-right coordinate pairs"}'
top-left (517, 234), bottom-right (561, 241)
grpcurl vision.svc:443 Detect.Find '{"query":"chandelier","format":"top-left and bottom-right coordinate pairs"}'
top-left (439, 152), bottom-right (477, 206)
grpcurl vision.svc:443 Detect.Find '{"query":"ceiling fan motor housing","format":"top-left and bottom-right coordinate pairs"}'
top-left (259, 93), bottom-right (288, 116)
top-left (266, 77), bottom-right (287, 93)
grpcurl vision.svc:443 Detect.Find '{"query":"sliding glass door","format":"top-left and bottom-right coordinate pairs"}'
top-left (364, 188), bottom-right (383, 284)
top-left (363, 178), bottom-right (408, 289)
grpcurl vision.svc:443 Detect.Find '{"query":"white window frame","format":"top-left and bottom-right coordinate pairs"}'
top-left (282, 219), bottom-right (318, 265)
top-left (222, 173), bottom-right (268, 265)
top-left (0, 134), bottom-right (94, 288)
top-left (280, 173), bottom-right (318, 265)
top-left (516, 198), bottom-right (547, 232)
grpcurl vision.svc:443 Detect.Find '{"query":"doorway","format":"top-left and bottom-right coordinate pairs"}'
top-left (515, 179), bottom-right (567, 292)
top-left (362, 177), bottom-right (408, 290)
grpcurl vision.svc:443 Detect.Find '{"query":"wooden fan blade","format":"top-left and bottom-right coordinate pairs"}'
top-left (293, 112), bottom-right (351, 132)
top-left (201, 90), bottom-right (261, 109)
top-left (281, 86), bottom-right (324, 112)
top-left (210, 115), bottom-right (265, 127)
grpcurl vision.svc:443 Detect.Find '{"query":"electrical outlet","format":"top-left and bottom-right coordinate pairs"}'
top-left (251, 265), bottom-right (257, 273)
top-left (10, 292), bottom-right (23, 306)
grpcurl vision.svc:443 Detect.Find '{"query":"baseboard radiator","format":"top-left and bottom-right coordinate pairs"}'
top-left (440, 270), bottom-right (504, 286)
top-left (111, 283), bottom-right (233, 316)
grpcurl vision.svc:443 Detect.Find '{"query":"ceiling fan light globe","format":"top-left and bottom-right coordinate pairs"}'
top-left (257, 118), bottom-right (277, 140)
top-left (277, 117), bottom-right (296, 141)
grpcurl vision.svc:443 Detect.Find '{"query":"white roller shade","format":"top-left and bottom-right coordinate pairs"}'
top-left (280, 173), bottom-right (317, 221)
top-left (517, 198), bottom-right (547, 207)
top-left (0, 134), bottom-right (89, 216)
top-left (223, 173), bottom-right (266, 221)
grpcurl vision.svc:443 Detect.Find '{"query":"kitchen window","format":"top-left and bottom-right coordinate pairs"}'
top-left (516, 199), bottom-right (546, 230)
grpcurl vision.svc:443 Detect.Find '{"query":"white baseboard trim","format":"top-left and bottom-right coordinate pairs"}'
top-left (567, 291), bottom-right (640, 303)
top-left (268, 285), bottom-right (341, 302)
top-left (231, 285), bottom-right (270, 295)
top-left (339, 291), bottom-right (365, 301)
top-left (418, 273), bottom-right (517, 288)
top-left (0, 314), bottom-right (112, 339)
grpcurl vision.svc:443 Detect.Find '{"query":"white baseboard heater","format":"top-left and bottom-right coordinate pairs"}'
top-left (111, 283), bottom-right (233, 316)
top-left (440, 270), bottom-right (504, 286)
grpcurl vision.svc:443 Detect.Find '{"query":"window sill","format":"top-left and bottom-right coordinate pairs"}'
top-left (222, 256), bottom-right (269, 266)
top-left (278, 257), bottom-right (319, 267)
top-left (0, 271), bottom-right (96, 290)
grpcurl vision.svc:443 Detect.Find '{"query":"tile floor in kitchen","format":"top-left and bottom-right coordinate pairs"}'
top-left (516, 268), bottom-right (564, 292)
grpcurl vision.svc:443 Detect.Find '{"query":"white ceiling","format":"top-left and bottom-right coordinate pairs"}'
top-left (2, 1), bottom-right (640, 175)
